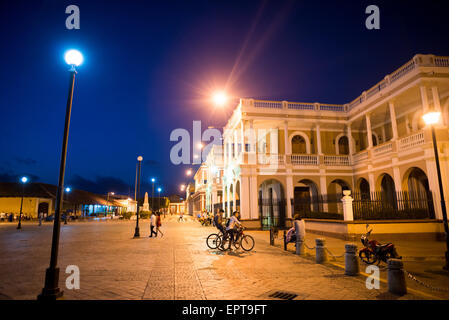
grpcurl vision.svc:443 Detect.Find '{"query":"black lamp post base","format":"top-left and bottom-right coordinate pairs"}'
top-left (17, 224), bottom-right (21, 230)
top-left (133, 227), bottom-right (140, 238)
top-left (37, 267), bottom-right (64, 300)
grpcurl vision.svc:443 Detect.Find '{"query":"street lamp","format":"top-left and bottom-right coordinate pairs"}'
top-left (106, 192), bottom-right (115, 216)
top-left (17, 176), bottom-right (28, 230)
top-left (38, 49), bottom-right (83, 300)
top-left (212, 91), bottom-right (228, 107)
top-left (64, 187), bottom-right (71, 225)
top-left (422, 111), bottom-right (449, 270)
top-left (151, 178), bottom-right (155, 212)
top-left (157, 187), bottom-right (162, 211)
top-left (186, 169), bottom-right (192, 176)
top-left (134, 156), bottom-right (143, 238)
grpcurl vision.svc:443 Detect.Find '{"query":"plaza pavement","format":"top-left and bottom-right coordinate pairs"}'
top-left (0, 216), bottom-right (448, 300)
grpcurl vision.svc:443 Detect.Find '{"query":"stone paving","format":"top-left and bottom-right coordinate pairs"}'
top-left (0, 217), bottom-right (447, 300)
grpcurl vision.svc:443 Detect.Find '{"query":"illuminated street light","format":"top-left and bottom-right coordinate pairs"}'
top-left (157, 187), bottom-right (162, 210)
top-left (197, 143), bottom-right (203, 149)
top-left (38, 49), bottom-right (83, 300)
top-left (17, 176), bottom-right (29, 230)
top-left (151, 177), bottom-right (156, 211)
top-left (64, 49), bottom-right (83, 67)
top-left (422, 111), bottom-right (449, 269)
top-left (212, 91), bottom-right (227, 106)
top-left (106, 192), bottom-right (115, 216)
top-left (186, 169), bottom-right (192, 176)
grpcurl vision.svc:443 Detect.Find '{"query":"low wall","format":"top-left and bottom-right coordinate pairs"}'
top-left (303, 218), bottom-right (446, 241)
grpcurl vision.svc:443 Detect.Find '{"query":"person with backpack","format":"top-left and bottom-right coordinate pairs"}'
top-left (214, 209), bottom-right (225, 235)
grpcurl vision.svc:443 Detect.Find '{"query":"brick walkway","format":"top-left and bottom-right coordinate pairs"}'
top-left (0, 218), bottom-right (444, 300)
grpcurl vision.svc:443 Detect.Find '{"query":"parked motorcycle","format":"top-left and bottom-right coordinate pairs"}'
top-left (359, 224), bottom-right (401, 264)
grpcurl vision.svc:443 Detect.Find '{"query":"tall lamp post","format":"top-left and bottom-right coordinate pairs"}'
top-left (38, 49), bottom-right (83, 300)
top-left (151, 178), bottom-right (155, 212)
top-left (157, 187), bottom-right (162, 211)
top-left (106, 192), bottom-right (115, 216)
top-left (423, 111), bottom-right (449, 270)
top-left (134, 156), bottom-right (143, 238)
top-left (17, 176), bottom-right (28, 230)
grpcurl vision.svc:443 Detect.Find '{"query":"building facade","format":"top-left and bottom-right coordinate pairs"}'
top-left (200, 54), bottom-right (449, 230)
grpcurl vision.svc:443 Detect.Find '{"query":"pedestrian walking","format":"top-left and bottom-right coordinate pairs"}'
top-left (178, 212), bottom-right (184, 222)
top-left (156, 212), bottom-right (164, 237)
top-left (149, 211), bottom-right (157, 237)
top-left (38, 212), bottom-right (42, 226)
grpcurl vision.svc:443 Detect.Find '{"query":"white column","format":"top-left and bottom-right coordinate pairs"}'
top-left (426, 158), bottom-right (443, 219)
top-left (389, 101), bottom-right (398, 140)
top-left (420, 85), bottom-right (429, 113)
top-left (368, 169), bottom-right (375, 193)
top-left (284, 121), bottom-right (289, 155)
top-left (316, 124), bottom-right (322, 155)
top-left (347, 124), bottom-right (354, 156)
top-left (286, 175), bottom-right (293, 219)
top-left (381, 126), bottom-right (386, 143)
top-left (319, 173), bottom-right (328, 212)
top-left (393, 166), bottom-right (402, 192)
top-left (240, 176), bottom-right (250, 220)
top-left (366, 113), bottom-right (373, 149)
top-left (250, 175), bottom-right (258, 220)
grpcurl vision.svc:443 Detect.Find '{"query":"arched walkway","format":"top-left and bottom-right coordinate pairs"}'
top-left (258, 179), bottom-right (286, 229)
top-left (357, 178), bottom-right (370, 199)
top-left (378, 173), bottom-right (397, 209)
top-left (337, 135), bottom-right (349, 155)
top-left (294, 179), bottom-right (320, 216)
top-left (327, 179), bottom-right (351, 214)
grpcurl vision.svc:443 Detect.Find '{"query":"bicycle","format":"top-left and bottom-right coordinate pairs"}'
top-left (206, 229), bottom-right (225, 249)
top-left (217, 226), bottom-right (255, 252)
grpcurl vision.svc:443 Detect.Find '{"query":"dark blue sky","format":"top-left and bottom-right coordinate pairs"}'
top-left (1, 0), bottom-right (449, 196)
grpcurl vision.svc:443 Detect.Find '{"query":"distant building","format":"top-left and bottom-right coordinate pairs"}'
top-left (0, 182), bottom-right (127, 218)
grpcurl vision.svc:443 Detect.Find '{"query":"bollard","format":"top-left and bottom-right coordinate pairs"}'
top-left (315, 238), bottom-right (327, 264)
top-left (295, 220), bottom-right (305, 255)
top-left (269, 228), bottom-right (274, 246)
top-left (344, 244), bottom-right (359, 276)
top-left (387, 259), bottom-right (407, 295)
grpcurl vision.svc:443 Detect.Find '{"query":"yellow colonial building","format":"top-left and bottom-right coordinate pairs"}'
top-left (197, 54), bottom-right (449, 236)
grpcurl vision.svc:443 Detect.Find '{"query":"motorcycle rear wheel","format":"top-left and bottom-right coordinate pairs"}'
top-left (359, 250), bottom-right (377, 264)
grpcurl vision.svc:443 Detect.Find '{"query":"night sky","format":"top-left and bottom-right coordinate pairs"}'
top-left (1, 0), bottom-right (449, 197)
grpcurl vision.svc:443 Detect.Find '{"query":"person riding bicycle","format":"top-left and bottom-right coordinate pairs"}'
top-left (214, 209), bottom-right (225, 234)
top-left (225, 211), bottom-right (242, 250)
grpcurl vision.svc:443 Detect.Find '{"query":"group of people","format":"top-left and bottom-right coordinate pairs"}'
top-left (149, 211), bottom-right (164, 238)
top-left (198, 211), bottom-right (213, 226)
top-left (213, 209), bottom-right (242, 250)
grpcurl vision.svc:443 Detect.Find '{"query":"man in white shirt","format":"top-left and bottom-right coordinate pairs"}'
top-left (149, 212), bottom-right (157, 237)
top-left (225, 211), bottom-right (242, 249)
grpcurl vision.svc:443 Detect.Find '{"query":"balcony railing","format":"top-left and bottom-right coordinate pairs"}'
top-left (372, 142), bottom-right (393, 156)
top-left (290, 154), bottom-right (319, 165)
top-left (258, 154), bottom-right (285, 165)
top-left (399, 131), bottom-right (425, 151)
top-left (353, 151), bottom-right (369, 163)
top-left (324, 155), bottom-right (351, 166)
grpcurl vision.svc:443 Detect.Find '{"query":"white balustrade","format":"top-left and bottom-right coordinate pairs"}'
top-left (399, 131), bottom-right (425, 151)
top-left (372, 142), bottom-right (393, 156)
top-left (290, 154), bottom-right (319, 165)
top-left (324, 155), bottom-right (350, 166)
top-left (353, 151), bottom-right (369, 163)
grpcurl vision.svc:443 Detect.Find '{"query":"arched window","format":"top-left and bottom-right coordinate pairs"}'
top-left (292, 135), bottom-right (306, 154)
top-left (338, 136), bottom-right (349, 155)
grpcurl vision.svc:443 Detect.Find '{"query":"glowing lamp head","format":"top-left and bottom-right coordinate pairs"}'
top-left (111, 192), bottom-right (115, 195)
top-left (157, 187), bottom-right (162, 193)
top-left (212, 91), bottom-right (227, 106)
top-left (21, 177), bottom-right (28, 183)
top-left (422, 111), bottom-right (441, 126)
top-left (65, 187), bottom-right (71, 193)
top-left (64, 49), bottom-right (83, 66)
top-left (186, 169), bottom-right (192, 176)
top-left (137, 156), bottom-right (143, 162)
top-left (151, 178), bottom-right (155, 183)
